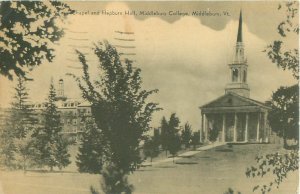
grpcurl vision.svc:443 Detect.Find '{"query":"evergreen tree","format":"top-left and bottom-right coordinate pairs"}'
top-left (0, 125), bottom-right (16, 168)
top-left (55, 136), bottom-right (72, 170)
top-left (191, 131), bottom-right (200, 150)
top-left (160, 114), bottom-right (181, 157)
top-left (15, 130), bottom-right (37, 172)
top-left (167, 113), bottom-right (181, 162)
top-left (168, 134), bottom-right (181, 163)
top-left (10, 76), bottom-right (35, 138)
top-left (99, 163), bottom-right (133, 194)
top-left (76, 117), bottom-right (106, 173)
top-left (181, 122), bottom-right (192, 149)
top-left (0, 76), bottom-right (35, 169)
top-left (168, 113), bottom-right (180, 133)
top-left (32, 80), bottom-right (70, 171)
top-left (160, 116), bottom-right (170, 156)
top-left (153, 128), bottom-right (161, 142)
top-left (143, 136), bottom-right (160, 165)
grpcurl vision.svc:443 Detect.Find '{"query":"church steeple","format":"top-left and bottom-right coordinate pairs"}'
top-left (225, 10), bottom-right (250, 98)
top-left (237, 10), bottom-right (243, 43)
top-left (234, 10), bottom-right (245, 64)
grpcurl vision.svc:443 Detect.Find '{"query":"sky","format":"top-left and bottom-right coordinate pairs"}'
top-left (0, 1), bottom-right (298, 130)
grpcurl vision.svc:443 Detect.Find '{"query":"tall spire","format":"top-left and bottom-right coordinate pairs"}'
top-left (225, 9), bottom-right (249, 98)
top-left (237, 10), bottom-right (243, 43)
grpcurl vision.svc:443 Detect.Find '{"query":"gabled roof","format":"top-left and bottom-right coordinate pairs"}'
top-left (77, 101), bottom-right (91, 107)
top-left (200, 92), bottom-right (271, 110)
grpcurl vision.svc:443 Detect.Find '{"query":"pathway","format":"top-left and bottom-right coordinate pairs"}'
top-left (142, 141), bottom-right (226, 166)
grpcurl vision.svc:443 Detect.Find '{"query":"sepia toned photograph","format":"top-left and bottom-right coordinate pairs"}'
top-left (0, 1), bottom-right (298, 194)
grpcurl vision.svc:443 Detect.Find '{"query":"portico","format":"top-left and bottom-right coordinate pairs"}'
top-left (200, 93), bottom-right (271, 143)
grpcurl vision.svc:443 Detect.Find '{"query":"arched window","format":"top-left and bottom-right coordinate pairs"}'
top-left (243, 70), bottom-right (247, 82)
top-left (232, 68), bottom-right (239, 82)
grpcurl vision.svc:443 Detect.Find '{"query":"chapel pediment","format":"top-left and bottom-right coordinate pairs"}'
top-left (200, 92), bottom-right (270, 110)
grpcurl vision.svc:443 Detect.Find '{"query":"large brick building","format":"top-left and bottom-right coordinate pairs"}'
top-left (29, 78), bottom-right (92, 140)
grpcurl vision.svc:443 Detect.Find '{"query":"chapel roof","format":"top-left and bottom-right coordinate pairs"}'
top-left (200, 92), bottom-right (271, 111)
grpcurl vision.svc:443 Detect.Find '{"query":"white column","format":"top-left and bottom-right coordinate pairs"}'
top-left (200, 114), bottom-right (203, 143)
top-left (233, 113), bottom-right (237, 142)
top-left (245, 113), bottom-right (249, 142)
top-left (204, 114), bottom-right (207, 141)
top-left (222, 114), bottom-right (226, 142)
top-left (256, 112), bottom-right (260, 142)
top-left (264, 112), bottom-right (268, 143)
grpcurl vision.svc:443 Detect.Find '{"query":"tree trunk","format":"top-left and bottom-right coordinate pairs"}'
top-left (283, 137), bottom-right (288, 149)
top-left (23, 157), bottom-right (27, 174)
top-left (283, 128), bottom-right (288, 149)
top-left (150, 157), bottom-right (152, 165)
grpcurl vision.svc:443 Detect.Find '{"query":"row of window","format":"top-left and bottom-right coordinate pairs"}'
top-left (30, 103), bottom-right (79, 109)
top-left (62, 102), bottom-right (79, 108)
top-left (30, 102), bottom-right (89, 109)
top-left (62, 118), bottom-right (78, 125)
top-left (30, 104), bottom-right (46, 108)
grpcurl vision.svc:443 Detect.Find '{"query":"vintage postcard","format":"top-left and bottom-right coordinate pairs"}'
top-left (0, 1), bottom-right (298, 194)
